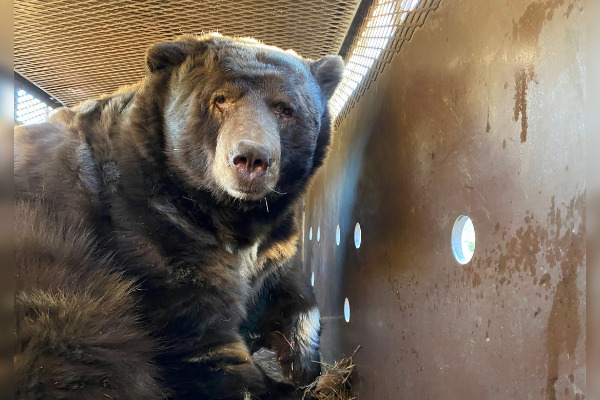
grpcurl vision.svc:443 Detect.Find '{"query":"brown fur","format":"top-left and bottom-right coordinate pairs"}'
top-left (14, 201), bottom-right (164, 399)
top-left (14, 34), bottom-right (344, 400)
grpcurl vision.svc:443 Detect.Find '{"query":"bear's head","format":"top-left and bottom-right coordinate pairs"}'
top-left (145, 34), bottom-right (344, 203)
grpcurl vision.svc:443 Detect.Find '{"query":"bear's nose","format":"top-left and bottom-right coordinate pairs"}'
top-left (230, 140), bottom-right (270, 178)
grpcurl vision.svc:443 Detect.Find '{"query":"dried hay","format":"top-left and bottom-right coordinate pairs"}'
top-left (248, 346), bottom-right (361, 400)
top-left (301, 346), bottom-right (360, 400)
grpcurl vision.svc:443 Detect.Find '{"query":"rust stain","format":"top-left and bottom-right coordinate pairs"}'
top-left (472, 271), bottom-right (482, 288)
top-left (496, 214), bottom-right (544, 283)
top-left (491, 195), bottom-right (583, 281)
top-left (545, 266), bottom-right (580, 400)
top-left (513, 68), bottom-right (534, 142)
top-left (477, 194), bottom-right (584, 400)
top-left (512, 0), bottom-right (564, 48)
top-left (544, 195), bottom-right (585, 400)
top-left (539, 272), bottom-right (551, 287)
top-left (511, 0), bottom-right (565, 143)
top-left (564, 3), bottom-right (574, 17)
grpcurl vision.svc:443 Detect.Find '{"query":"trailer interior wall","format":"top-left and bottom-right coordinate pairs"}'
top-left (303, 0), bottom-right (586, 398)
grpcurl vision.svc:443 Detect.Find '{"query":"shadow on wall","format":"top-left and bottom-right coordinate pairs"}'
top-left (309, 92), bottom-right (385, 361)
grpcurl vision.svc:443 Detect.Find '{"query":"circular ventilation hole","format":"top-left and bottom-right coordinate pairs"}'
top-left (451, 216), bottom-right (476, 264)
top-left (309, 227), bottom-right (313, 241)
top-left (344, 298), bottom-right (351, 323)
top-left (317, 226), bottom-right (321, 242)
top-left (311, 271), bottom-right (315, 286)
top-left (354, 223), bottom-right (361, 249)
top-left (336, 224), bottom-right (341, 245)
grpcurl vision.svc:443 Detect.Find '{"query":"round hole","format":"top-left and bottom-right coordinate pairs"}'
top-left (344, 298), bottom-right (351, 322)
top-left (309, 227), bottom-right (312, 241)
top-left (451, 215), bottom-right (476, 264)
top-left (336, 224), bottom-right (341, 245)
top-left (354, 223), bottom-right (361, 249)
top-left (311, 271), bottom-right (315, 286)
top-left (317, 226), bottom-right (321, 242)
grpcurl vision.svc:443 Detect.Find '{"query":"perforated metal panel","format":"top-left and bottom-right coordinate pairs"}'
top-left (331, 0), bottom-right (440, 122)
top-left (14, 0), bottom-right (362, 106)
top-left (14, 89), bottom-right (55, 126)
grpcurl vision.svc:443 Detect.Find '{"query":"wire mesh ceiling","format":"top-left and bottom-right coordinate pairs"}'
top-left (14, 0), bottom-right (362, 107)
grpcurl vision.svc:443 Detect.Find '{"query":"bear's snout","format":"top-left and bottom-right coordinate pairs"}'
top-left (230, 140), bottom-right (271, 180)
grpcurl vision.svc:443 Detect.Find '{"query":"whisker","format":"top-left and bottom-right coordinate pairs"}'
top-left (262, 182), bottom-right (287, 195)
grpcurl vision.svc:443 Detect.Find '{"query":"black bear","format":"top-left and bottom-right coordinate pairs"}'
top-left (14, 34), bottom-right (344, 400)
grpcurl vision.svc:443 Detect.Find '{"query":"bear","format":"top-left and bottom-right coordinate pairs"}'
top-left (14, 33), bottom-right (344, 400)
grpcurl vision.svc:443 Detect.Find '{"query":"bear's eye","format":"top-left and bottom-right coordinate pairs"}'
top-left (214, 95), bottom-right (228, 112)
top-left (275, 103), bottom-right (294, 119)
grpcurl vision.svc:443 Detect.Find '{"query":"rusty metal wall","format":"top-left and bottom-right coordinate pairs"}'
top-left (587, 0), bottom-right (599, 397)
top-left (303, 0), bottom-right (586, 399)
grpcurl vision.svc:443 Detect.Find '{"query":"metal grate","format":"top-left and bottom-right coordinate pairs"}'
top-left (330, 0), bottom-right (440, 123)
top-left (14, 0), bottom-right (362, 107)
top-left (14, 89), bottom-right (55, 126)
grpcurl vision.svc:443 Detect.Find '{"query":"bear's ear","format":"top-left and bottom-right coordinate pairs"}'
top-left (311, 55), bottom-right (345, 101)
top-left (146, 40), bottom-right (194, 73)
